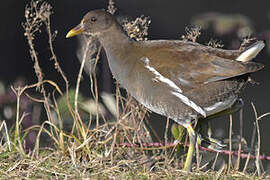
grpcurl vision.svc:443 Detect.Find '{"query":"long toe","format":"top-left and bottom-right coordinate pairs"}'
top-left (200, 137), bottom-right (227, 151)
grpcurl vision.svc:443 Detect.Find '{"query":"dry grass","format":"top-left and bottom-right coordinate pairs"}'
top-left (1, 147), bottom-right (269, 179)
top-left (0, 0), bottom-right (269, 179)
top-left (1, 148), bottom-right (268, 179)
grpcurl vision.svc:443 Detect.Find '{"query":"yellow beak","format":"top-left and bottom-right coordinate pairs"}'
top-left (66, 23), bottom-right (84, 38)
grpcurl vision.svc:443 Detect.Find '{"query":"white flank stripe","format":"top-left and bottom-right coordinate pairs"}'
top-left (143, 58), bottom-right (182, 93)
top-left (204, 96), bottom-right (236, 116)
top-left (172, 92), bottom-right (206, 117)
top-left (236, 41), bottom-right (265, 62)
top-left (142, 57), bottom-right (206, 117)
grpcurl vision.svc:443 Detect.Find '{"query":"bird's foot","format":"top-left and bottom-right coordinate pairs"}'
top-left (199, 136), bottom-right (226, 151)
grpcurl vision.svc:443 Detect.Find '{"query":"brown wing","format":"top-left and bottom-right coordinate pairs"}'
top-left (140, 40), bottom-right (263, 89)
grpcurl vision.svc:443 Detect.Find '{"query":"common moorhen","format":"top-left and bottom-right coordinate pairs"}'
top-left (66, 10), bottom-right (265, 171)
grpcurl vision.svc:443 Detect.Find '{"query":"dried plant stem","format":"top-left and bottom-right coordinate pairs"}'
top-left (115, 83), bottom-right (120, 121)
top-left (11, 86), bottom-right (26, 155)
top-left (144, 118), bottom-right (162, 143)
top-left (164, 117), bottom-right (170, 164)
top-left (8, 81), bottom-right (62, 156)
top-left (135, 108), bottom-right (148, 152)
top-left (251, 103), bottom-right (262, 176)
top-left (212, 152), bottom-right (219, 170)
top-left (235, 108), bottom-right (243, 171)
top-left (243, 121), bottom-right (256, 173)
top-left (23, 2), bottom-right (59, 148)
top-left (73, 38), bottom-right (94, 143)
top-left (24, 1), bottom-right (54, 124)
top-left (75, 38), bottom-right (92, 114)
top-left (215, 163), bottom-right (226, 180)
top-left (87, 44), bottom-right (102, 129)
top-left (227, 114), bottom-right (233, 173)
top-left (32, 120), bottom-right (62, 156)
top-left (45, 12), bottom-right (75, 131)
top-left (94, 45), bottom-right (103, 128)
top-left (94, 73), bottom-right (100, 128)
top-left (46, 16), bottom-right (69, 88)
top-left (0, 121), bottom-right (11, 151)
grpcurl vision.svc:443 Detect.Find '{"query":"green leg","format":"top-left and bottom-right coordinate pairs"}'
top-left (182, 99), bottom-right (243, 171)
top-left (183, 124), bottom-right (196, 172)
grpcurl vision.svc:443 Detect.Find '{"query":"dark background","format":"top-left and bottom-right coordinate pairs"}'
top-left (2, 0), bottom-right (270, 166)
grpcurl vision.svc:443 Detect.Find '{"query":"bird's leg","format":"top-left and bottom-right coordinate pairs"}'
top-left (197, 99), bottom-right (244, 150)
top-left (196, 120), bottom-right (226, 150)
top-left (182, 99), bottom-right (244, 171)
top-left (198, 121), bottom-right (226, 150)
top-left (183, 124), bottom-right (196, 172)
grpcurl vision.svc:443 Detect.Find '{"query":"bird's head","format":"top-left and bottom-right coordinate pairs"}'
top-left (66, 10), bottom-right (114, 38)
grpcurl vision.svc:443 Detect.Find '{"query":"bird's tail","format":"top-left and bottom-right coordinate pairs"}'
top-left (244, 61), bottom-right (264, 73)
top-left (236, 41), bottom-right (265, 62)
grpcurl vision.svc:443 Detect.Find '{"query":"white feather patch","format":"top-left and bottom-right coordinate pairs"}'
top-left (236, 41), bottom-right (265, 62)
top-left (204, 96), bottom-right (236, 116)
top-left (142, 57), bottom-right (206, 117)
top-left (142, 57), bottom-right (183, 93)
top-left (171, 92), bottom-right (206, 117)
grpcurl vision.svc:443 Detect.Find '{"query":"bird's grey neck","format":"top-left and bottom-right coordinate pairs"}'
top-left (97, 24), bottom-right (135, 88)
top-left (97, 24), bottom-right (132, 55)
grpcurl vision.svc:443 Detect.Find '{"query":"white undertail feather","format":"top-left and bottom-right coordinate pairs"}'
top-left (236, 41), bottom-right (265, 62)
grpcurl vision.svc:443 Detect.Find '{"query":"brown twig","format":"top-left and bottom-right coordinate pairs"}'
top-left (44, 4), bottom-right (75, 130)
top-left (23, 0), bottom-right (56, 127)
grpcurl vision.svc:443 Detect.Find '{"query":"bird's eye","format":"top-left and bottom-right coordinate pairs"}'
top-left (91, 17), bottom-right (97, 22)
